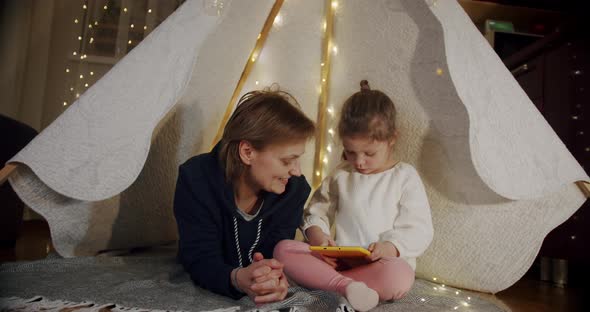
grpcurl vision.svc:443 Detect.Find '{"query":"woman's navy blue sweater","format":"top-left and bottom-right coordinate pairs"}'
top-left (173, 145), bottom-right (310, 299)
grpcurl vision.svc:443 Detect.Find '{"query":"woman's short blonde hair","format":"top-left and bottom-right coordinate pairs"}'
top-left (219, 90), bottom-right (316, 182)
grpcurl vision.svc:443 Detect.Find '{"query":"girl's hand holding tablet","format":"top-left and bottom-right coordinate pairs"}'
top-left (367, 241), bottom-right (399, 261)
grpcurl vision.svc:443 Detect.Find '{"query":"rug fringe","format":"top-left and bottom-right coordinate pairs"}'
top-left (0, 296), bottom-right (241, 312)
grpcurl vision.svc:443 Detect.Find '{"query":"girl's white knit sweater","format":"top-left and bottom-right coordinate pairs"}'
top-left (302, 161), bottom-right (434, 270)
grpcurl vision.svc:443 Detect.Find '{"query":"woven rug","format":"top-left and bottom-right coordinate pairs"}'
top-left (0, 249), bottom-right (506, 312)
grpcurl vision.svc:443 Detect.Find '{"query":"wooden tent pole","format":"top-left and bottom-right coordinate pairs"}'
top-left (576, 181), bottom-right (590, 198)
top-left (210, 0), bottom-right (285, 150)
top-left (0, 163), bottom-right (17, 186)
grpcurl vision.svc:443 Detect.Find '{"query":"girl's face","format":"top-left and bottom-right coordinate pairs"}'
top-left (342, 135), bottom-right (396, 174)
top-left (242, 140), bottom-right (306, 194)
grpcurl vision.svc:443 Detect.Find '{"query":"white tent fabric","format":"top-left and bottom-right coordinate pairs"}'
top-left (7, 0), bottom-right (589, 294)
top-left (9, 0), bottom-right (276, 256)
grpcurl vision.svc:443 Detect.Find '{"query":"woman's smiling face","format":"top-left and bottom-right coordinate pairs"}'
top-left (243, 140), bottom-right (306, 194)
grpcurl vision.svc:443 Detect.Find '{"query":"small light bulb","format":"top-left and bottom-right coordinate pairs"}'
top-left (63, 101), bottom-right (67, 106)
top-left (94, 21), bottom-right (98, 25)
top-left (89, 37), bottom-right (94, 44)
top-left (83, 4), bottom-right (87, 9)
top-left (433, 277), bottom-right (437, 281)
top-left (76, 93), bottom-right (80, 98)
top-left (467, 297), bottom-right (471, 300)
top-left (88, 24), bottom-right (92, 29)
top-left (128, 40), bottom-right (132, 44)
top-left (144, 26), bottom-right (147, 30)
top-left (257, 33), bottom-right (261, 40)
top-left (148, 8), bottom-right (152, 13)
top-left (90, 71), bottom-right (94, 75)
top-left (323, 156), bottom-right (328, 164)
top-left (442, 284), bottom-right (446, 288)
top-left (322, 78), bottom-right (326, 82)
top-left (327, 145), bottom-right (332, 153)
top-left (331, 1), bottom-right (339, 9)
top-left (65, 68), bottom-right (70, 73)
top-left (453, 307), bottom-right (458, 310)
top-left (84, 83), bottom-right (89, 87)
top-left (420, 298), bottom-right (425, 302)
top-left (328, 128), bottom-right (334, 135)
top-left (273, 14), bottom-right (282, 26)
top-left (327, 107), bottom-right (334, 115)
top-left (315, 171), bottom-right (320, 177)
top-left (70, 87), bottom-right (74, 91)
top-left (123, 8), bottom-right (128, 12)
top-left (74, 19), bottom-right (79, 24)
top-left (103, 5), bottom-right (107, 10)
top-left (80, 74), bottom-right (84, 79)
top-left (73, 51), bottom-right (77, 56)
top-left (455, 291), bottom-right (459, 295)
top-left (130, 24), bottom-right (134, 28)
top-left (321, 62), bottom-right (325, 67)
top-left (255, 80), bottom-right (259, 85)
top-left (332, 45), bottom-right (338, 55)
top-left (78, 36), bottom-right (82, 40)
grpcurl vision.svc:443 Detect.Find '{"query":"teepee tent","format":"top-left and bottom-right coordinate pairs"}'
top-left (2, 0), bottom-right (589, 295)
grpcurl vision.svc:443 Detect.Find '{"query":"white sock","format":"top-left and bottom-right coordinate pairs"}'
top-left (345, 281), bottom-right (379, 312)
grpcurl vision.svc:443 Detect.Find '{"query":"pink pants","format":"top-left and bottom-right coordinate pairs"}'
top-left (273, 240), bottom-right (415, 301)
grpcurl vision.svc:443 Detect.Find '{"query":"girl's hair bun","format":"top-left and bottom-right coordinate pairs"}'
top-left (360, 80), bottom-right (370, 92)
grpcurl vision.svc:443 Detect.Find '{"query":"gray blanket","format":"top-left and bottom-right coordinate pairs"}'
top-left (0, 249), bottom-right (505, 312)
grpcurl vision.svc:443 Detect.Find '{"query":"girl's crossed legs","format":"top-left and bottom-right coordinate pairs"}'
top-left (273, 240), bottom-right (414, 301)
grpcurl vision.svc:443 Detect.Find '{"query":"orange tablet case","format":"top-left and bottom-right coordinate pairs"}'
top-left (309, 246), bottom-right (371, 258)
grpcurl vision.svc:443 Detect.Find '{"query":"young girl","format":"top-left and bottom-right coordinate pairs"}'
top-left (274, 80), bottom-right (433, 311)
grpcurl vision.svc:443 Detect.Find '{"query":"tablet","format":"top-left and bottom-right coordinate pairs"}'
top-left (309, 246), bottom-right (371, 258)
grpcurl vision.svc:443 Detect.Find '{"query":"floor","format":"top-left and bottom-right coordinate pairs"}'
top-left (1, 220), bottom-right (588, 311)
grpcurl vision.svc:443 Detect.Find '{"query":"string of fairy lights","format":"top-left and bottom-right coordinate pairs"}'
top-left (311, 0), bottom-right (337, 188)
top-left (62, 1), bottom-right (156, 108)
top-left (428, 277), bottom-right (474, 309)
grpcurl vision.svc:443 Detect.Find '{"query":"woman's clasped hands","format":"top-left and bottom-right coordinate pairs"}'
top-left (234, 252), bottom-right (289, 304)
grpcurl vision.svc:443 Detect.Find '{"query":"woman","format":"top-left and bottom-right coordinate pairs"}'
top-left (174, 89), bottom-right (315, 303)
